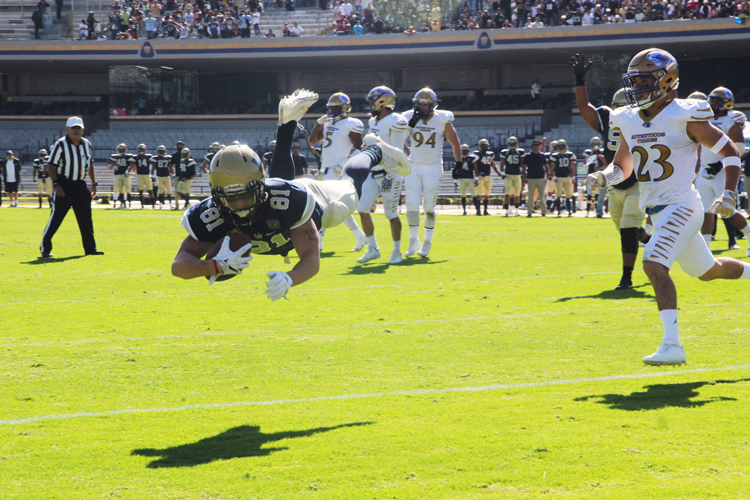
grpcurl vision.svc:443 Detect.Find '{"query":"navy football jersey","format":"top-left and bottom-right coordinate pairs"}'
top-left (458, 153), bottom-right (478, 179)
top-left (151, 155), bottom-right (172, 177)
top-left (181, 178), bottom-right (323, 256)
top-left (110, 153), bottom-right (132, 175)
top-left (596, 106), bottom-right (636, 190)
top-left (133, 154), bottom-right (153, 175)
top-left (203, 152), bottom-right (215, 166)
top-left (500, 148), bottom-right (525, 175)
top-left (550, 151), bottom-right (576, 178)
top-left (33, 158), bottom-right (48, 180)
top-left (473, 150), bottom-right (495, 176)
top-left (177, 158), bottom-right (197, 180)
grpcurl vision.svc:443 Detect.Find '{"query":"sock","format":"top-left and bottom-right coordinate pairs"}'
top-left (344, 215), bottom-right (363, 236)
top-left (723, 218), bottom-right (737, 245)
top-left (473, 197), bottom-right (481, 212)
top-left (393, 239), bottom-right (401, 252)
top-left (424, 227), bottom-right (434, 242)
top-left (621, 265), bottom-right (633, 284)
top-left (703, 234), bottom-right (712, 245)
top-left (319, 228), bottom-right (326, 238)
top-left (660, 309), bottom-right (680, 345)
top-left (461, 197), bottom-right (467, 210)
top-left (409, 225), bottom-right (419, 240)
top-left (367, 235), bottom-right (378, 249)
top-left (742, 224), bottom-right (750, 237)
top-left (139, 194), bottom-right (144, 205)
top-left (645, 223), bottom-right (653, 234)
top-left (483, 199), bottom-right (488, 211)
top-left (741, 262), bottom-right (750, 280)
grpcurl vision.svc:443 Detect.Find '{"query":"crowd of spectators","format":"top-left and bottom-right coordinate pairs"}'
top-left (66, 0), bottom-right (750, 40)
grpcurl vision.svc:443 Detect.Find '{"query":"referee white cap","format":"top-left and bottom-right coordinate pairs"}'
top-left (66, 116), bottom-right (84, 128)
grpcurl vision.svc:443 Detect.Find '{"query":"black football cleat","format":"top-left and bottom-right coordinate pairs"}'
top-left (615, 281), bottom-right (633, 290)
top-left (86, 250), bottom-right (104, 256)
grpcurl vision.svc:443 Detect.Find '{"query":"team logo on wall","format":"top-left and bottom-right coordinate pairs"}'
top-left (477, 31), bottom-right (492, 49)
top-left (140, 41), bottom-right (156, 58)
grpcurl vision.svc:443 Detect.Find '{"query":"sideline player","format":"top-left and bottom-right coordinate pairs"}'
top-left (174, 148), bottom-right (196, 210)
top-left (342, 86), bottom-right (411, 265)
top-left (308, 92), bottom-right (368, 251)
top-left (202, 142), bottom-right (221, 173)
top-left (693, 87), bottom-right (750, 254)
top-left (402, 88), bottom-right (462, 258)
top-left (32, 148), bottom-right (52, 208)
top-left (548, 139), bottom-right (576, 217)
top-left (172, 90), bottom-right (362, 301)
top-left (109, 143), bottom-right (132, 209)
top-left (590, 48), bottom-right (750, 365)
top-left (474, 138), bottom-right (500, 215)
top-left (151, 145), bottom-right (173, 209)
top-left (574, 53), bottom-right (648, 290)
top-left (453, 144), bottom-right (481, 215)
top-left (132, 143), bottom-right (155, 209)
top-left (499, 136), bottom-right (524, 217)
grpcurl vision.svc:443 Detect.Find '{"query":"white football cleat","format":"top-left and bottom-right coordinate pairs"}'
top-left (642, 342), bottom-right (686, 366)
top-left (363, 134), bottom-right (412, 176)
top-left (352, 236), bottom-right (367, 252)
top-left (318, 234), bottom-right (324, 251)
top-left (278, 89), bottom-right (319, 125)
top-left (417, 240), bottom-right (432, 257)
top-left (388, 250), bottom-right (403, 264)
top-left (404, 237), bottom-right (421, 257)
top-left (356, 247), bottom-right (381, 263)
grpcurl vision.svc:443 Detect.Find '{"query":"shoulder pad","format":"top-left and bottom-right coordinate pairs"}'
top-left (730, 110), bottom-right (747, 125)
top-left (350, 117), bottom-right (364, 132)
top-left (402, 110), bottom-right (414, 120)
top-left (438, 109), bottom-right (454, 122)
top-left (487, 151), bottom-right (495, 158)
top-left (517, 148), bottom-right (525, 154)
top-left (670, 98), bottom-right (713, 121)
top-left (393, 113), bottom-right (409, 127)
top-left (500, 149), bottom-right (509, 155)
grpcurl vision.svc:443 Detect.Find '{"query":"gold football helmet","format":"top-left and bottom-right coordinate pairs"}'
top-left (479, 138), bottom-right (490, 151)
top-left (590, 136), bottom-right (602, 150)
top-left (268, 140), bottom-right (276, 151)
top-left (210, 141), bottom-right (221, 153)
top-left (708, 86), bottom-right (735, 114)
top-left (157, 145), bottom-right (167, 155)
top-left (116, 143), bottom-right (127, 154)
top-left (327, 92), bottom-right (352, 121)
top-left (622, 48), bottom-right (679, 110)
top-left (611, 88), bottom-right (628, 109)
top-left (507, 136), bottom-right (518, 150)
top-left (687, 91), bottom-right (707, 101)
top-left (549, 140), bottom-right (558, 152)
top-left (38, 148), bottom-right (48, 158)
top-left (413, 88), bottom-right (440, 118)
top-left (556, 139), bottom-right (568, 152)
top-left (461, 143), bottom-right (470, 157)
top-left (181, 148), bottom-right (191, 159)
top-left (365, 86), bottom-right (397, 116)
top-left (210, 144), bottom-right (265, 225)
top-left (137, 143), bottom-right (147, 154)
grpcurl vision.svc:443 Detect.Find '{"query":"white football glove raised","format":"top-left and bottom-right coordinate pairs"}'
top-left (209, 237), bottom-right (253, 285)
top-left (708, 189), bottom-right (738, 219)
top-left (265, 270), bottom-right (293, 301)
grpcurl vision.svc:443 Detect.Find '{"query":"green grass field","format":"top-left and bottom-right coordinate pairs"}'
top-left (3, 206), bottom-right (750, 499)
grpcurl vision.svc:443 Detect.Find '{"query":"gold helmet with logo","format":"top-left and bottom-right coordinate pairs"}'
top-left (210, 142), bottom-right (221, 153)
top-left (708, 86), bottom-right (735, 113)
top-left (412, 88), bottom-right (440, 118)
top-left (38, 148), bottom-right (48, 158)
top-left (590, 136), bottom-right (602, 149)
top-left (327, 92), bottom-right (352, 121)
top-left (622, 48), bottom-right (679, 110)
top-left (507, 136), bottom-right (518, 149)
top-left (687, 91), bottom-right (707, 101)
top-left (478, 138), bottom-right (490, 151)
top-left (461, 143), bottom-right (470, 157)
top-left (116, 143), bottom-right (127, 154)
top-left (556, 139), bottom-right (568, 152)
top-left (365, 86), bottom-right (397, 116)
top-left (210, 144), bottom-right (265, 225)
top-left (181, 148), bottom-right (191, 159)
top-left (157, 145), bottom-right (167, 155)
top-left (549, 140), bottom-right (558, 152)
top-left (137, 143), bottom-right (147, 154)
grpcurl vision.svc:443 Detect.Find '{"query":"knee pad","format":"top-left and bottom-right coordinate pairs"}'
top-left (424, 211), bottom-right (436, 228)
top-left (620, 227), bottom-right (640, 254)
top-left (406, 211), bottom-right (420, 226)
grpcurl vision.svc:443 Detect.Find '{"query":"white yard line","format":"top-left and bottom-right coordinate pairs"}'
top-left (3, 364), bottom-right (749, 426)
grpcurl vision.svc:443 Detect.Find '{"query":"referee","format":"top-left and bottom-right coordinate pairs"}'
top-left (40, 116), bottom-right (103, 257)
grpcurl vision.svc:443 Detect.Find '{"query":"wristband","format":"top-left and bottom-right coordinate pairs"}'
top-left (723, 156), bottom-right (741, 169)
top-left (53, 181), bottom-right (59, 187)
top-left (575, 75), bottom-right (585, 86)
top-left (212, 259), bottom-right (221, 274)
top-left (92, 181), bottom-right (98, 186)
top-left (601, 163), bottom-right (625, 186)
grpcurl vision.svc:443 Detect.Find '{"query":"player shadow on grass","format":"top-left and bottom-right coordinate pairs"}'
top-left (22, 255), bottom-right (86, 265)
top-left (574, 379), bottom-right (750, 411)
top-left (131, 421), bottom-right (374, 468)
top-left (553, 284), bottom-right (653, 302)
top-left (346, 259), bottom-right (448, 275)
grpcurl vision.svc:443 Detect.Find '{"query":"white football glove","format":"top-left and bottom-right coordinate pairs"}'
top-left (585, 172), bottom-right (603, 195)
top-left (708, 189), bottom-right (738, 219)
top-left (317, 115), bottom-right (332, 125)
top-left (265, 270), bottom-right (293, 301)
top-left (212, 236), bottom-right (253, 279)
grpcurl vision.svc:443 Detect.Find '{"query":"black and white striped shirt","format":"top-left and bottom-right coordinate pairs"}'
top-left (48, 135), bottom-right (93, 181)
